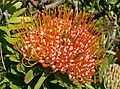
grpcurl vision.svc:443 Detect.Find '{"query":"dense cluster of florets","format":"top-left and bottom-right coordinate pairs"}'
top-left (104, 64), bottom-right (120, 89)
top-left (14, 7), bottom-right (105, 83)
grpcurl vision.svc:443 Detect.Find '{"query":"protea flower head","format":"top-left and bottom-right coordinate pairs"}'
top-left (14, 6), bottom-right (105, 83)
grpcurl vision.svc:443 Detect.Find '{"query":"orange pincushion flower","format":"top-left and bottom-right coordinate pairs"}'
top-left (14, 7), bottom-right (105, 83)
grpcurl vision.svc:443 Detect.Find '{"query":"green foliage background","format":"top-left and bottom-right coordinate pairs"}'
top-left (0, 0), bottom-right (120, 89)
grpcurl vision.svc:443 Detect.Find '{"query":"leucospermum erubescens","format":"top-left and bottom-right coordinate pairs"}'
top-left (14, 6), bottom-right (105, 83)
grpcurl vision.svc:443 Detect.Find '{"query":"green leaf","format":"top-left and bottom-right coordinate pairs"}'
top-left (17, 63), bottom-right (26, 74)
top-left (117, 3), bottom-right (120, 8)
top-left (108, 55), bottom-right (114, 64)
top-left (59, 81), bottom-right (67, 88)
top-left (7, 23), bottom-right (32, 31)
top-left (3, 1), bottom-right (16, 11)
top-left (27, 85), bottom-right (32, 89)
top-left (4, 36), bottom-right (20, 45)
top-left (0, 26), bottom-right (10, 35)
top-left (76, 83), bottom-right (85, 89)
top-left (34, 68), bottom-right (51, 89)
top-left (0, 84), bottom-right (7, 89)
top-left (6, 45), bottom-right (15, 53)
top-left (12, 8), bottom-right (26, 17)
top-left (11, 69), bottom-right (17, 75)
top-left (34, 75), bottom-right (47, 89)
top-left (106, 50), bottom-right (116, 55)
top-left (109, 0), bottom-right (117, 4)
top-left (0, 77), bottom-right (10, 85)
top-left (50, 80), bottom-right (58, 84)
top-left (8, 2), bottom-right (22, 14)
top-left (10, 82), bottom-right (22, 89)
top-left (7, 24), bottom-right (21, 30)
top-left (9, 55), bottom-right (20, 62)
top-left (85, 83), bottom-right (95, 89)
top-left (12, 2), bottom-right (22, 9)
top-left (24, 69), bottom-right (34, 84)
top-left (7, 17), bottom-right (32, 23)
